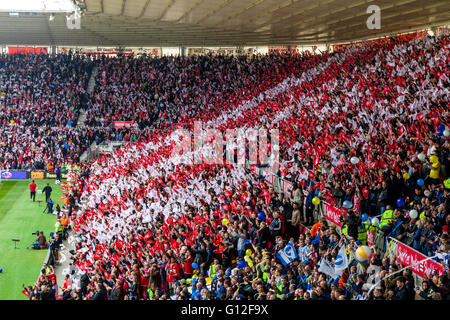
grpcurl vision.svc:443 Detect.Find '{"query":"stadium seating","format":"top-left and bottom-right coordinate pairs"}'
top-left (22, 34), bottom-right (450, 300)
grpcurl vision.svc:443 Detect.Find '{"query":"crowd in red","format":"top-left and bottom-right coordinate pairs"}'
top-left (21, 33), bottom-right (449, 301)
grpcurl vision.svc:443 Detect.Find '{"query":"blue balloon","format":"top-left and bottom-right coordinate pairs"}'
top-left (361, 213), bottom-right (369, 222)
top-left (192, 262), bottom-right (198, 269)
top-left (437, 130), bottom-right (443, 137)
top-left (343, 200), bottom-right (353, 209)
top-left (237, 260), bottom-right (246, 268)
top-left (438, 124), bottom-right (445, 131)
top-left (258, 212), bottom-right (265, 220)
top-left (397, 198), bottom-right (405, 207)
top-left (417, 179), bottom-right (424, 186)
top-left (0, 268), bottom-right (2, 273)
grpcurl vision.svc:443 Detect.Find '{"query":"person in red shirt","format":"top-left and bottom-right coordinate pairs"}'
top-left (29, 180), bottom-right (37, 202)
top-left (183, 250), bottom-right (194, 279)
top-left (166, 256), bottom-right (181, 290)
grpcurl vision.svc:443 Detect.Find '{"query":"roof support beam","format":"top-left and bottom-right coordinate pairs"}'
top-left (158, 0), bottom-right (176, 20)
top-left (176, 0), bottom-right (206, 22)
top-left (120, 0), bottom-right (127, 16)
top-left (193, 0), bottom-right (235, 25)
top-left (137, 0), bottom-right (152, 19)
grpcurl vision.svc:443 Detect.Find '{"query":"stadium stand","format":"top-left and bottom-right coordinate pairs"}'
top-left (22, 33), bottom-right (449, 300)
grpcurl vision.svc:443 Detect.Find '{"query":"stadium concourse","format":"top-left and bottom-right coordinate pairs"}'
top-left (18, 33), bottom-right (449, 301)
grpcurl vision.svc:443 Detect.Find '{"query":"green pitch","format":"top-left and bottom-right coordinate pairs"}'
top-left (0, 179), bottom-right (64, 300)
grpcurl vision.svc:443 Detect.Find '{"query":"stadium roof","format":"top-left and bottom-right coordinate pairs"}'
top-left (0, 0), bottom-right (449, 47)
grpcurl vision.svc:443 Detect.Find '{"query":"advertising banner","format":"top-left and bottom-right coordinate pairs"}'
top-left (8, 46), bottom-right (48, 55)
top-left (1, 170), bottom-right (27, 179)
top-left (260, 168), bottom-right (273, 186)
top-left (45, 172), bottom-right (68, 179)
top-left (325, 204), bottom-right (344, 227)
top-left (31, 171), bottom-right (45, 179)
top-left (396, 241), bottom-right (445, 279)
top-left (282, 180), bottom-right (293, 198)
top-left (367, 230), bottom-right (375, 246)
top-left (264, 173), bottom-right (273, 186)
top-left (113, 121), bottom-right (135, 129)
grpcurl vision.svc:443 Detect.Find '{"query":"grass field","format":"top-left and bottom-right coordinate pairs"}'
top-left (0, 179), bottom-right (63, 300)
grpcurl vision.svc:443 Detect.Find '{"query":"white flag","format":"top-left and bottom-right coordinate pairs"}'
top-left (334, 245), bottom-right (349, 274)
top-left (318, 258), bottom-right (339, 280)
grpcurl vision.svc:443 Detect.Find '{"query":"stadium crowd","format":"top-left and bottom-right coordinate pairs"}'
top-left (21, 33), bottom-right (449, 300)
top-left (0, 52), bottom-right (94, 169)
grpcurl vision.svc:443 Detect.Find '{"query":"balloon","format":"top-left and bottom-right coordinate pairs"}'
top-left (397, 198), bottom-right (404, 207)
top-left (444, 129), bottom-right (450, 137)
top-left (409, 209), bottom-right (418, 219)
top-left (237, 260), bottom-right (246, 268)
top-left (312, 197), bottom-right (320, 205)
top-left (222, 218), bottom-right (229, 226)
top-left (343, 200), bottom-right (353, 209)
top-left (437, 130), bottom-right (443, 137)
top-left (350, 157), bottom-right (359, 165)
top-left (245, 249), bottom-right (252, 257)
top-left (371, 217), bottom-right (379, 226)
top-left (438, 124), bottom-right (445, 132)
top-left (444, 178), bottom-right (450, 189)
top-left (403, 172), bottom-right (410, 180)
top-left (417, 153), bottom-right (426, 161)
top-left (192, 262), bottom-right (198, 269)
top-left (361, 213), bottom-right (369, 222)
top-left (430, 155), bottom-right (438, 164)
top-left (417, 179), bottom-right (424, 186)
top-left (355, 246), bottom-right (373, 263)
top-left (0, 268), bottom-right (2, 273)
top-left (258, 212), bottom-right (265, 220)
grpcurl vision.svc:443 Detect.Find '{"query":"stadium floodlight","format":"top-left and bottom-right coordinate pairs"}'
top-left (0, 0), bottom-right (78, 13)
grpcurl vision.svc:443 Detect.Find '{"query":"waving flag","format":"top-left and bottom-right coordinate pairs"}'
top-left (334, 245), bottom-right (349, 274)
top-left (276, 241), bottom-right (298, 266)
top-left (318, 258), bottom-right (339, 280)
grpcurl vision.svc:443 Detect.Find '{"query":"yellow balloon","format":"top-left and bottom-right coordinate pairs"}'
top-left (245, 249), bottom-right (252, 256)
top-left (222, 218), bottom-right (229, 226)
top-left (403, 172), bottom-right (410, 180)
top-left (10, 120), bottom-right (14, 124)
top-left (312, 197), bottom-right (320, 205)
